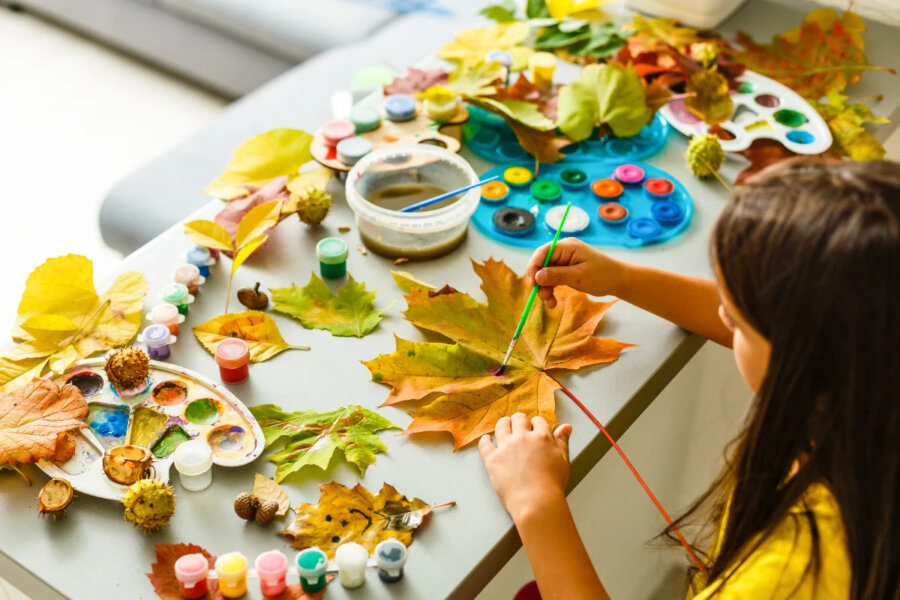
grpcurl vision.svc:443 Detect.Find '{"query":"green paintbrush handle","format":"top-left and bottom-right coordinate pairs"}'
top-left (510, 202), bottom-right (572, 340)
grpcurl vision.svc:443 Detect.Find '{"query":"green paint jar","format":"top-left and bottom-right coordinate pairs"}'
top-left (316, 237), bottom-right (348, 279)
top-left (160, 283), bottom-right (194, 315)
top-left (296, 548), bottom-right (328, 593)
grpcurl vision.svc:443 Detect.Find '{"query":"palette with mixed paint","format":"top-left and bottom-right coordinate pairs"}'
top-left (660, 69), bottom-right (832, 155)
top-left (462, 105), bottom-right (670, 164)
top-left (38, 358), bottom-right (263, 500)
top-left (471, 161), bottom-right (692, 249)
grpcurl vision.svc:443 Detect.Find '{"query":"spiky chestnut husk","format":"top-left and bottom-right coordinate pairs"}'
top-left (255, 500), bottom-right (278, 525)
top-left (296, 188), bottom-right (332, 227)
top-left (122, 479), bottom-right (174, 531)
top-left (38, 478), bottom-right (74, 516)
top-left (105, 347), bottom-right (150, 391)
top-left (686, 134), bottom-right (725, 178)
top-left (234, 492), bottom-right (260, 520)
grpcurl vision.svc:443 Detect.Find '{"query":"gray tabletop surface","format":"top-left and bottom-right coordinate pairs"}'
top-left (2, 2), bottom-right (898, 599)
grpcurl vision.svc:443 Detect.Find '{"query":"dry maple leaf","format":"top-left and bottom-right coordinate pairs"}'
top-left (148, 543), bottom-right (330, 600)
top-left (0, 379), bottom-right (88, 464)
top-left (383, 67), bottom-right (449, 95)
top-left (363, 259), bottom-right (632, 449)
top-left (281, 482), bottom-right (453, 558)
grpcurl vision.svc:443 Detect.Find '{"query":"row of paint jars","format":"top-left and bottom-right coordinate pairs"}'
top-left (174, 540), bottom-right (408, 598)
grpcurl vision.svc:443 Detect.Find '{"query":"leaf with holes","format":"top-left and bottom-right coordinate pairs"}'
top-left (281, 482), bottom-right (453, 557)
top-left (363, 259), bottom-right (632, 450)
top-left (193, 311), bottom-right (308, 362)
top-left (249, 405), bottom-right (400, 482)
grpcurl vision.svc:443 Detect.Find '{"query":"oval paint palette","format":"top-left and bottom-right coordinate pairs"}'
top-left (472, 161), bottom-right (692, 249)
top-left (38, 358), bottom-right (264, 500)
top-left (463, 106), bottom-right (669, 164)
top-left (660, 70), bottom-right (832, 155)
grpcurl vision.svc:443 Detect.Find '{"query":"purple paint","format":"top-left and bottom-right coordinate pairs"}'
top-left (140, 324), bottom-right (175, 361)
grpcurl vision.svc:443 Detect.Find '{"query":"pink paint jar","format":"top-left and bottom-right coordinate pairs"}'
top-left (255, 550), bottom-right (288, 596)
top-left (321, 120), bottom-right (355, 147)
top-left (215, 338), bottom-right (250, 384)
top-left (173, 553), bottom-right (209, 599)
top-left (174, 263), bottom-right (206, 295)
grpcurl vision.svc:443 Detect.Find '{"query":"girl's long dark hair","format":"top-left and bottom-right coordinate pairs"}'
top-left (669, 158), bottom-right (900, 598)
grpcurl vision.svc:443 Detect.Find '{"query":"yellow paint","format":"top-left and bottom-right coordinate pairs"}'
top-left (503, 166), bottom-right (533, 186)
top-left (744, 119), bottom-right (774, 133)
top-left (529, 52), bottom-right (557, 89)
top-left (216, 552), bottom-right (248, 598)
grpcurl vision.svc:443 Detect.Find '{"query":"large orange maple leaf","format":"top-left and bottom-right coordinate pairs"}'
top-left (363, 259), bottom-right (633, 449)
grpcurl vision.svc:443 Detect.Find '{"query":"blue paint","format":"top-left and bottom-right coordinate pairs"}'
top-left (87, 404), bottom-right (130, 448)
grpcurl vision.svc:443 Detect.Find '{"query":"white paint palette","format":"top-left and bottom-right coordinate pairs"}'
top-left (38, 358), bottom-right (264, 501)
top-left (660, 70), bottom-right (832, 155)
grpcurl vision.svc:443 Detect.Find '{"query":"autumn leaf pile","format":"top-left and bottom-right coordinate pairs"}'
top-left (364, 259), bottom-right (631, 449)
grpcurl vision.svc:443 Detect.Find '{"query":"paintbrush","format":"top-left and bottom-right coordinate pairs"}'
top-left (398, 175), bottom-right (500, 213)
top-left (495, 202), bottom-right (572, 376)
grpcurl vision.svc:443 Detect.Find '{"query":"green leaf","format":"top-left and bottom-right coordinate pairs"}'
top-left (444, 61), bottom-right (504, 97)
top-left (249, 404), bottom-right (400, 481)
top-left (480, 0), bottom-right (517, 22)
top-left (569, 24), bottom-right (627, 58)
top-left (526, 0), bottom-right (551, 18)
top-left (557, 63), bottom-right (651, 140)
top-left (535, 23), bottom-right (592, 49)
top-left (271, 274), bottom-right (387, 338)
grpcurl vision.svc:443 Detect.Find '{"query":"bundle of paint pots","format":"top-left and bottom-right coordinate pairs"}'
top-left (345, 144), bottom-right (480, 260)
top-left (172, 540), bottom-right (409, 598)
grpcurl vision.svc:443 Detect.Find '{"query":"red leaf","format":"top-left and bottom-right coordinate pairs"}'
top-left (383, 67), bottom-right (449, 95)
top-left (213, 176), bottom-right (290, 257)
top-left (494, 73), bottom-right (560, 120)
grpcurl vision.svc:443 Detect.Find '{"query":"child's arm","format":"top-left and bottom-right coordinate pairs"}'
top-left (480, 415), bottom-right (612, 600)
top-left (525, 239), bottom-right (732, 348)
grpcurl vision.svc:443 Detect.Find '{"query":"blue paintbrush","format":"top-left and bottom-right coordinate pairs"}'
top-left (398, 175), bottom-right (500, 213)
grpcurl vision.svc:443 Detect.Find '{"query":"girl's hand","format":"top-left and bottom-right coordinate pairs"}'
top-left (525, 238), bottom-right (626, 308)
top-left (479, 413), bottom-right (572, 521)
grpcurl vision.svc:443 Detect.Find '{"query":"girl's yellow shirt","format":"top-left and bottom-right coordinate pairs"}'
top-left (690, 483), bottom-right (851, 599)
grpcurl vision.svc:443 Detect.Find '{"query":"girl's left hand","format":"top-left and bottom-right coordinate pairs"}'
top-left (479, 413), bottom-right (572, 520)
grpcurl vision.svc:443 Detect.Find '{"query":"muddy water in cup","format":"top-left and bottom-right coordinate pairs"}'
top-left (367, 184), bottom-right (450, 212)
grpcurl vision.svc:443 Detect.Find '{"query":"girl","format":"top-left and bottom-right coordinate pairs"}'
top-left (479, 159), bottom-right (900, 599)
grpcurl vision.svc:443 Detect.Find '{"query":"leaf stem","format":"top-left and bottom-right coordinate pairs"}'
top-left (698, 155), bottom-right (733, 193)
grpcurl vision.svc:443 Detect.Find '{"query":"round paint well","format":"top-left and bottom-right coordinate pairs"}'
top-left (500, 142), bottom-right (530, 161)
top-left (612, 164), bottom-right (645, 185)
top-left (559, 142), bottom-right (583, 156)
top-left (774, 109), bottom-right (808, 127)
top-left (651, 201), bottom-right (684, 225)
top-left (628, 217), bottom-right (661, 240)
top-left (481, 181), bottom-right (510, 203)
top-left (544, 205), bottom-right (589, 234)
top-left (606, 139), bottom-right (635, 156)
top-left (530, 180), bottom-right (562, 203)
top-left (737, 80), bottom-right (755, 94)
top-left (786, 130), bottom-right (815, 144)
top-left (755, 94), bottom-right (780, 108)
top-left (67, 371), bottom-right (104, 398)
top-left (644, 178), bottom-right (674, 199)
top-left (667, 99), bottom-right (701, 125)
top-left (185, 398), bottom-right (221, 425)
top-left (560, 168), bottom-right (587, 188)
top-left (152, 380), bottom-right (188, 406)
top-left (493, 207), bottom-right (535, 236)
top-left (503, 166), bottom-right (533, 187)
top-left (471, 129), bottom-right (500, 147)
top-left (591, 178), bottom-right (623, 200)
top-left (208, 425), bottom-right (246, 453)
top-left (598, 203), bottom-right (628, 223)
top-left (711, 126), bottom-right (736, 141)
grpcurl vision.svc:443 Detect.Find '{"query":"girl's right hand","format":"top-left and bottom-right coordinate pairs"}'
top-left (525, 238), bottom-right (626, 308)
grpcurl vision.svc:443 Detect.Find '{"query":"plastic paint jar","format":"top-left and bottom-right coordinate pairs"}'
top-left (173, 553), bottom-right (209, 599)
top-left (529, 52), bottom-right (557, 89)
top-left (173, 440), bottom-right (213, 492)
top-left (160, 283), bottom-right (195, 316)
top-left (321, 120), bottom-right (356, 147)
top-left (316, 237), bottom-right (349, 279)
top-left (139, 324), bottom-right (176, 360)
top-left (215, 552), bottom-right (248, 599)
top-left (335, 542), bottom-right (369, 589)
top-left (296, 547), bottom-right (328, 593)
top-left (186, 246), bottom-right (215, 277)
top-left (383, 94), bottom-right (417, 122)
top-left (336, 136), bottom-right (372, 166)
top-left (350, 105), bottom-right (381, 133)
top-left (214, 338), bottom-right (250, 384)
top-left (424, 95), bottom-right (460, 123)
top-left (147, 303), bottom-right (185, 335)
top-left (174, 264), bottom-right (206, 295)
top-left (255, 550), bottom-right (288, 597)
top-left (375, 539), bottom-right (408, 583)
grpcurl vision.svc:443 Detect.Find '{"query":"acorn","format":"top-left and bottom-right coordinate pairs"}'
top-left (255, 500), bottom-right (279, 525)
top-left (234, 492), bottom-right (260, 520)
top-left (237, 282), bottom-right (268, 310)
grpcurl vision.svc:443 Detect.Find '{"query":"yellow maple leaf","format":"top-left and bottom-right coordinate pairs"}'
top-left (439, 22), bottom-right (534, 71)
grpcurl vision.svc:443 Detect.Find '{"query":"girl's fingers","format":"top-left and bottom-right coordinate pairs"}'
top-left (525, 242), bottom-right (553, 284)
top-left (535, 266), bottom-right (567, 287)
top-left (495, 416), bottom-right (512, 441)
top-left (478, 434), bottom-right (495, 458)
top-left (511, 412), bottom-right (531, 432)
top-left (531, 416), bottom-right (551, 435)
top-left (554, 423), bottom-right (572, 458)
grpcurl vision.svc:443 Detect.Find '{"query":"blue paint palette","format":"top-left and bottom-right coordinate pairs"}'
top-left (472, 161), bottom-right (692, 249)
top-left (463, 106), bottom-right (669, 164)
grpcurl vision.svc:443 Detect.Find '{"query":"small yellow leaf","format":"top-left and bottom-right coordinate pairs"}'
top-left (286, 166), bottom-right (333, 196)
top-left (0, 357), bottom-right (50, 393)
top-left (204, 128), bottom-right (315, 200)
top-left (235, 200), bottom-right (282, 250)
top-left (19, 314), bottom-right (79, 344)
top-left (183, 220), bottom-right (234, 252)
top-left (439, 23), bottom-right (534, 71)
top-left (193, 311), bottom-right (307, 363)
top-left (391, 270), bottom-right (436, 293)
top-left (14, 255), bottom-right (97, 339)
top-left (253, 473), bottom-right (291, 517)
top-left (232, 235), bottom-right (268, 275)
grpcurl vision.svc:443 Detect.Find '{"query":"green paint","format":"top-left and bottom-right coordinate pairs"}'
top-left (151, 426), bottom-right (190, 458)
top-left (738, 81), bottom-right (755, 94)
top-left (185, 398), bottom-right (219, 425)
top-left (129, 406), bottom-right (168, 448)
top-left (774, 109), bottom-right (808, 128)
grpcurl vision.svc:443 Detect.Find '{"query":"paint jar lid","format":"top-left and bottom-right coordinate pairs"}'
top-left (350, 105), bottom-right (382, 133)
top-left (335, 542), bottom-right (369, 570)
top-left (529, 51), bottom-right (557, 69)
top-left (174, 263), bottom-right (205, 286)
top-left (216, 552), bottom-right (248, 576)
top-left (336, 137), bottom-right (372, 166)
top-left (296, 548), bottom-right (328, 577)
top-left (316, 237), bottom-right (349, 265)
top-left (375, 539), bottom-right (408, 573)
top-left (186, 246), bottom-right (214, 266)
top-left (148, 303), bottom-right (184, 325)
top-left (530, 180), bottom-right (562, 203)
top-left (321, 120), bottom-right (356, 147)
top-left (384, 94), bottom-right (417, 121)
top-left (486, 49), bottom-right (513, 66)
top-left (174, 553), bottom-right (209, 583)
top-left (173, 439), bottom-right (213, 476)
top-left (255, 550), bottom-right (288, 578)
top-left (161, 283), bottom-right (193, 305)
top-left (215, 338), bottom-right (250, 369)
top-left (140, 324), bottom-right (175, 348)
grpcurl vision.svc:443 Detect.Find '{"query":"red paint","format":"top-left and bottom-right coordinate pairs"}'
top-left (219, 363), bottom-right (249, 384)
top-left (167, 323), bottom-right (180, 336)
top-left (174, 554), bottom-right (209, 599)
top-left (326, 147), bottom-right (338, 160)
top-left (644, 177), bottom-right (674, 197)
top-left (178, 577), bottom-right (208, 599)
top-left (215, 338), bottom-right (250, 384)
top-left (598, 203), bottom-right (628, 222)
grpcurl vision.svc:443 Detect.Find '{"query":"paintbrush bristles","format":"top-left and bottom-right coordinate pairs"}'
top-left (495, 337), bottom-right (518, 376)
